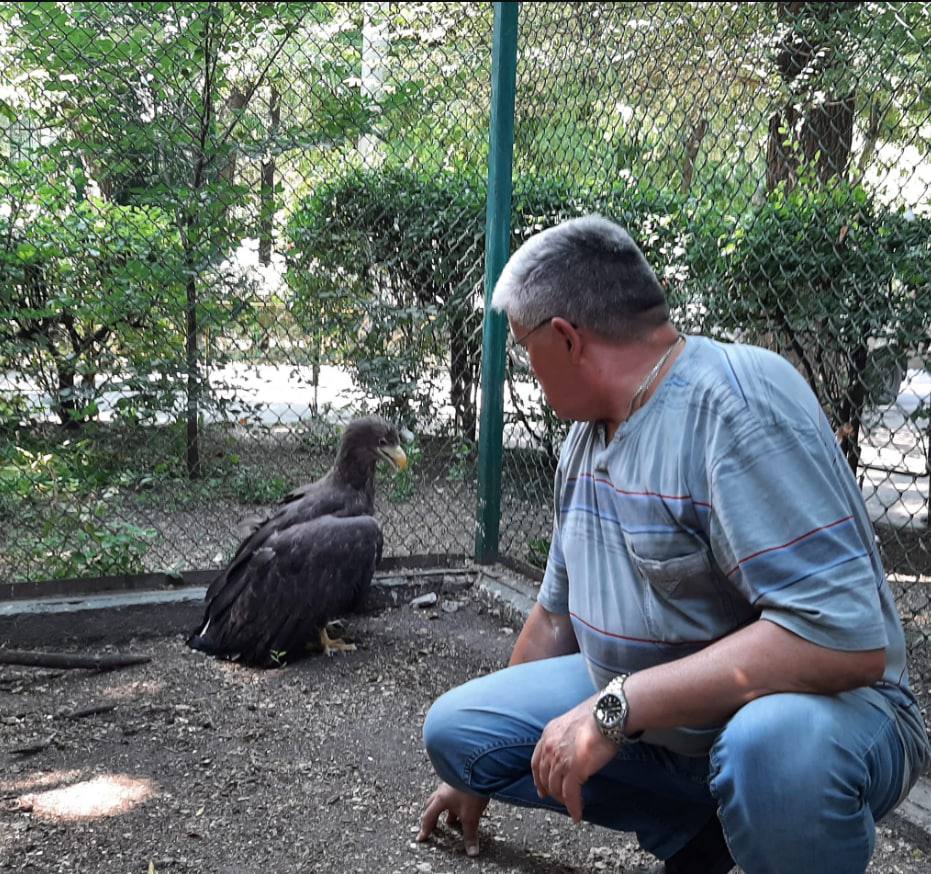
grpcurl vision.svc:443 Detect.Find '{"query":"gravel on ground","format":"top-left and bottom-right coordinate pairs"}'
top-left (1, 582), bottom-right (930, 874)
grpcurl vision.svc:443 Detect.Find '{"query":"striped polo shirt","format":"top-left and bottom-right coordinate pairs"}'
top-left (539, 335), bottom-right (927, 758)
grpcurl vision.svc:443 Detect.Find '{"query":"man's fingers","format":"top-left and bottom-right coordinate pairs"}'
top-left (461, 809), bottom-right (481, 857)
top-left (417, 785), bottom-right (488, 858)
top-left (563, 775), bottom-right (584, 824)
top-left (530, 739), bottom-right (543, 796)
top-left (538, 759), bottom-right (558, 801)
top-left (531, 738), bottom-right (550, 799)
top-left (416, 795), bottom-right (443, 842)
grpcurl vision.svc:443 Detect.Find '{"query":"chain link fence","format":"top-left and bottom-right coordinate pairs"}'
top-left (0, 2), bottom-right (492, 582)
top-left (497, 2), bottom-right (931, 644)
top-left (1, 3), bottom-right (930, 639)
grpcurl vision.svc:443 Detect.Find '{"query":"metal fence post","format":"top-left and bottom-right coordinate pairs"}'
top-left (475, 1), bottom-right (518, 565)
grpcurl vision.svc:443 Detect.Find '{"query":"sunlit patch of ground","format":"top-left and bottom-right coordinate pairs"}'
top-left (14, 773), bottom-right (155, 821)
top-left (0, 769), bottom-right (82, 795)
top-left (99, 678), bottom-right (165, 701)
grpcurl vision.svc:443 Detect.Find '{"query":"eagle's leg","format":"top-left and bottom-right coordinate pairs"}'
top-left (315, 625), bottom-right (357, 657)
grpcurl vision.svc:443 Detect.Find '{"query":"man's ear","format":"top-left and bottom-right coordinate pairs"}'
top-left (551, 317), bottom-right (582, 363)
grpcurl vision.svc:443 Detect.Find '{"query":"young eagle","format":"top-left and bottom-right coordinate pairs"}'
top-left (187, 416), bottom-right (407, 667)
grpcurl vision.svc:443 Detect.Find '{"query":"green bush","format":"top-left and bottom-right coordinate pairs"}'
top-left (0, 180), bottom-right (187, 428)
top-left (705, 181), bottom-right (931, 466)
top-left (11, 504), bottom-right (154, 582)
top-left (285, 165), bottom-right (486, 436)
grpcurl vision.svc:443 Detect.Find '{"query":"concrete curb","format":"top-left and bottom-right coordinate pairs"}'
top-left (0, 585), bottom-right (209, 617)
top-left (892, 780), bottom-right (931, 853)
top-left (474, 565), bottom-right (538, 625)
top-left (0, 567), bottom-right (477, 618)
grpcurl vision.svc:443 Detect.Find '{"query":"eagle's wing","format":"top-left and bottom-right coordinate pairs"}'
top-left (203, 482), bottom-right (343, 605)
top-left (232, 480), bottom-right (326, 539)
top-left (189, 514), bottom-right (381, 666)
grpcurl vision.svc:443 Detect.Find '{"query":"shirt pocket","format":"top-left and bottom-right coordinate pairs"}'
top-left (625, 536), bottom-right (745, 639)
top-left (628, 545), bottom-right (711, 596)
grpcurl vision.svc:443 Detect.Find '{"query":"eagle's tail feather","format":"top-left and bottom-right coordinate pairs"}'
top-left (186, 621), bottom-right (217, 654)
top-left (186, 617), bottom-right (232, 656)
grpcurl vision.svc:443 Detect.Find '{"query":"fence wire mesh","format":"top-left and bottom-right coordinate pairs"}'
top-left (0, 1), bottom-right (491, 582)
top-left (497, 2), bottom-right (931, 641)
top-left (1, 2), bottom-right (930, 643)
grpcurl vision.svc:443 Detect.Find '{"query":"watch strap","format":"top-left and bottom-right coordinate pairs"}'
top-left (594, 673), bottom-right (631, 744)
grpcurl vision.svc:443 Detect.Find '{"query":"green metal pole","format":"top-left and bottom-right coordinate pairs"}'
top-left (475, 1), bottom-right (518, 565)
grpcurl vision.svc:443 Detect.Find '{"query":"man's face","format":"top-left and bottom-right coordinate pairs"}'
top-left (508, 316), bottom-right (585, 420)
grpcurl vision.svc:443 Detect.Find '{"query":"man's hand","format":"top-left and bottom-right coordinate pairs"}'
top-left (530, 696), bottom-right (618, 822)
top-left (417, 781), bottom-right (489, 857)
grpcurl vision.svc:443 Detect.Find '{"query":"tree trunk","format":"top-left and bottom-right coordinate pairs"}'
top-left (801, 93), bottom-right (855, 183)
top-left (183, 6), bottom-right (226, 479)
top-left (681, 116), bottom-right (709, 196)
top-left (57, 367), bottom-right (79, 430)
top-left (448, 308), bottom-right (478, 443)
top-left (838, 342), bottom-right (869, 475)
top-left (258, 85), bottom-right (280, 266)
top-left (185, 267), bottom-right (201, 478)
top-left (765, 2), bottom-right (859, 192)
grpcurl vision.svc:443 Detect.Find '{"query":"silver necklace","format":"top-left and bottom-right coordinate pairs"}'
top-left (626, 334), bottom-right (684, 419)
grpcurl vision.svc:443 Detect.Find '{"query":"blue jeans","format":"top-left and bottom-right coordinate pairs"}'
top-left (423, 653), bottom-right (910, 874)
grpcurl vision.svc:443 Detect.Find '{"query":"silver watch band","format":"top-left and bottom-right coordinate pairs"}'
top-left (593, 673), bottom-right (631, 744)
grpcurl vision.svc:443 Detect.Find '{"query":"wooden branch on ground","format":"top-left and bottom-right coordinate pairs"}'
top-left (9, 733), bottom-right (56, 756)
top-left (0, 650), bottom-right (151, 671)
top-left (58, 703), bottom-right (118, 720)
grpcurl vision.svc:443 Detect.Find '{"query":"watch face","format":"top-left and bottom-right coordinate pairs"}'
top-left (596, 692), bottom-right (626, 728)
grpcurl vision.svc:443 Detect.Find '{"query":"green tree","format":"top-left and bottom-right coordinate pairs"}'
top-left (709, 182), bottom-right (931, 472)
top-left (0, 173), bottom-right (184, 427)
top-left (0, 2), bottom-right (312, 471)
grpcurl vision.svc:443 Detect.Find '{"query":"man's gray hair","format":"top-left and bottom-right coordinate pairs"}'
top-left (491, 214), bottom-right (669, 340)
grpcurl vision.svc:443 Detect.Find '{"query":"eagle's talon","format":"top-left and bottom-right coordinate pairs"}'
top-left (320, 626), bottom-right (357, 657)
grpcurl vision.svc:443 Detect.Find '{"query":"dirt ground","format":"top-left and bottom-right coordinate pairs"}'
top-left (1, 584), bottom-right (930, 874)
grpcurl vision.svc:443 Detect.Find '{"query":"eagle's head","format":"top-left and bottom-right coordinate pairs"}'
top-left (336, 416), bottom-right (408, 482)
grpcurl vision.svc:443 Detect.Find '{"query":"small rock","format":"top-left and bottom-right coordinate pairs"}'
top-left (410, 592), bottom-right (438, 609)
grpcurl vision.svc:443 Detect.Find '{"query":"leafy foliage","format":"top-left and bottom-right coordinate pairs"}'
top-left (285, 165), bottom-right (486, 434)
top-left (0, 436), bottom-right (155, 579)
top-left (0, 166), bottom-right (185, 427)
top-left (706, 180), bottom-right (931, 465)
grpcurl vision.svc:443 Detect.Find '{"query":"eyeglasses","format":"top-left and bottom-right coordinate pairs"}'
top-left (508, 317), bottom-right (552, 370)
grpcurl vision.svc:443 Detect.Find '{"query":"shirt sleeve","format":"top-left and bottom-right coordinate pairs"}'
top-left (706, 417), bottom-right (888, 652)
top-left (538, 451), bottom-right (570, 615)
top-left (537, 515), bottom-right (569, 615)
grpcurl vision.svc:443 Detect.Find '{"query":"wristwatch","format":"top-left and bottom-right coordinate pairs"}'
top-left (593, 673), bottom-right (632, 744)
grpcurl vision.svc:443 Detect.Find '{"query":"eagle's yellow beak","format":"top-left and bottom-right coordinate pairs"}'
top-left (380, 444), bottom-right (408, 472)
